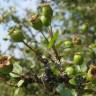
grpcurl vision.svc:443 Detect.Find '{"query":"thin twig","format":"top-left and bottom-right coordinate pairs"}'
top-left (22, 40), bottom-right (37, 53)
top-left (40, 31), bottom-right (49, 43)
top-left (39, 31), bottom-right (61, 68)
top-left (11, 71), bottom-right (24, 78)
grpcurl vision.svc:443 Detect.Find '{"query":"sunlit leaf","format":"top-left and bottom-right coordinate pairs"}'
top-left (48, 30), bottom-right (59, 48)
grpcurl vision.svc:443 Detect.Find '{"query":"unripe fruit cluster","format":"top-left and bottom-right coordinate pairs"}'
top-left (8, 4), bottom-right (53, 41)
top-left (30, 3), bottom-right (53, 30)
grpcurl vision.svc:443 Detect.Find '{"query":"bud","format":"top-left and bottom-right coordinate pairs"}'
top-left (30, 15), bottom-right (43, 31)
top-left (8, 26), bottom-right (25, 42)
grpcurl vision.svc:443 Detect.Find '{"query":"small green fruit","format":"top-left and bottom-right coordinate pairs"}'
top-left (65, 66), bottom-right (75, 76)
top-left (31, 15), bottom-right (43, 31)
top-left (9, 27), bottom-right (24, 42)
top-left (64, 40), bottom-right (73, 48)
top-left (73, 52), bottom-right (83, 65)
top-left (40, 15), bottom-right (51, 26)
top-left (40, 4), bottom-right (53, 18)
top-left (81, 23), bottom-right (88, 33)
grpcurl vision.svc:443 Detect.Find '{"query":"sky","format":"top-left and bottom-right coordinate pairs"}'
top-left (0, 0), bottom-right (38, 53)
top-left (0, 0), bottom-right (61, 57)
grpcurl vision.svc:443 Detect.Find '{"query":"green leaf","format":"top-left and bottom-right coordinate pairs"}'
top-left (14, 88), bottom-right (20, 96)
top-left (80, 63), bottom-right (87, 72)
top-left (51, 64), bottom-right (60, 76)
top-left (56, 84), bottom-right (73, 96)
top-left (48, 30), bottom-right (59, 48)
top-left (55, 40), bottom-right (64, 48)
top-left (17, 79), bottom-right (24, 87)
top-left (10, 62), bottom-right (22, 78)
top-left (69, 78), bottom-right (77, 85)
top-left (92, 79), bottom-right (96, 86)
